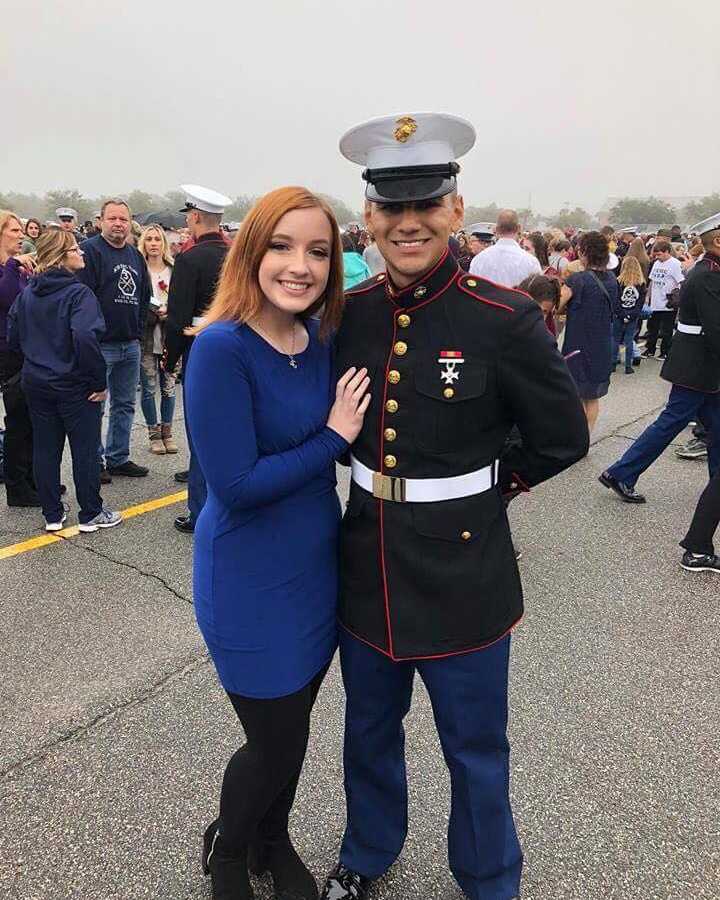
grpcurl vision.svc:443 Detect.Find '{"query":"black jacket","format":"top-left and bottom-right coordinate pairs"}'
top-left (335, 250), bottom-right (589, 660)
top-left (165, 233), bottom-right (229, 370)
top-left (661, 253), bottom-right (720, 392)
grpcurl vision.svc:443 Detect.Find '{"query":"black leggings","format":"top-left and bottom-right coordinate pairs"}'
top-left (220, 664), bottom-right (328, 853)
top-left (681, 473), bottom-right (720, 556)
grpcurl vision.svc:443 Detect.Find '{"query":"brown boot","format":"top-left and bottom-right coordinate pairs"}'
top-left (148, 425), bottom-right (166, 454)
top-left (161, 423), bottom-right (179, 453)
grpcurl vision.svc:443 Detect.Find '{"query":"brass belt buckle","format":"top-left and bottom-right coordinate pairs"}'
top-left (372, 471), bottom-right (407, 502)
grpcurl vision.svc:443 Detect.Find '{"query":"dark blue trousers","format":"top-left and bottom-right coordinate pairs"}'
top-left (182, 349), bottom-right (206, 523)
top-left (338, 629), bottom-right (522, 900)
top-left (25, 389), bottom-right (103, 525)
top-left (607, 385), bottom-right (720, 487)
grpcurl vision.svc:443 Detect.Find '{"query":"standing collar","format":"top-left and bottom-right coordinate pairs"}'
top-left (195, 231), bottom-right (225, 244)
top-left (385, 249), bottom-right (459, 307)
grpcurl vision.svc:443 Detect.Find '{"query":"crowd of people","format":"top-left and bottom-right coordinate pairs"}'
top-left (1, 107), bottom-right (719, 900)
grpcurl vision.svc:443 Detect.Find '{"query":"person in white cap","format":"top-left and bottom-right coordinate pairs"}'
top-left (164, 184), bottom-right (232, 533)
top-left (320, 113), bottom-right (589, 900)
top-left (56, 207), bottom-right (83, 242)
top-left (600, 211), bottom-right (720, 511)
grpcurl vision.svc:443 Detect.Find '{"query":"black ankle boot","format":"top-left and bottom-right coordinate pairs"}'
top-left (249, 834), bottom-right (318, 900)
top-left (201, 820), bottom-right (254, 900)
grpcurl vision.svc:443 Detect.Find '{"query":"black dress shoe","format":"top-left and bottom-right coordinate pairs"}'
top-left (320, 864), bottom-right (371, 900)
top-left (174, 514), bottom-right (195, 533)
top-left (598, 471), bottom-right (646, 504)
top-left (174, 469), bottom-right (189, 483)
top-left (250, 834), bottom-right (318, 900)
top-left (107, 460), bottom-right (149, 477)
top-left (100, 466), bottom-right (112, 485)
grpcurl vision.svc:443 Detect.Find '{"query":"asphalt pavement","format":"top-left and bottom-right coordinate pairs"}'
top-left (1, 358), bottom-right (718, 900)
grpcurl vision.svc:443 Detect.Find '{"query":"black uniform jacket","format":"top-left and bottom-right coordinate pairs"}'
top-left (165, 233), bottom-right (229, 371)
top-left (335, 250), bottom-right (589, 661)
top-left (661, 253), bottom-right (720, 393)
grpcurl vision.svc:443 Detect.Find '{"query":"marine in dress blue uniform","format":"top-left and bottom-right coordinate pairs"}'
top-left (164, 184), bottom-right (232, 533)
top-left (600, 211), bottom-right (720, 504)
top-left (320, 114), bottom-right (590, 900)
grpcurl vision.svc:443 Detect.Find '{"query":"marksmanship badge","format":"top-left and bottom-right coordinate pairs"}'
top-left (438, 350), bottom-right (465, 384)
top-left (394, 116), bottom-right (418, 143)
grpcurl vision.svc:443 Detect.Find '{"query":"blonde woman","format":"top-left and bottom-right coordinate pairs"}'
top-left (613, 256), bottom-right (647, 374)
top-left (137, 225), bottom-right (177, 453)
top-left (7, 229), bottom-right (121, 532)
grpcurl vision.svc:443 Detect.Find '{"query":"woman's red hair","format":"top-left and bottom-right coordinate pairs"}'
top-left (192, 186), bottom-right (344, 340)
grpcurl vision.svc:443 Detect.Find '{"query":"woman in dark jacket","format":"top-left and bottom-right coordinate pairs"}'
top-left (7, 229), bottom-right (121, 533)
top-left (0, 209), bottom-right (37, 506)
top-left (562, 231), bottom-right (618, 430)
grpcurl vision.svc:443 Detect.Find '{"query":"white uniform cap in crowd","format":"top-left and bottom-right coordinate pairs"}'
top-left (178, 184), bottom-right (232, 215)
top-left (339, 113), bottom-right (476, 203)
top-left (691, 212), bottom-right (720, 236)
top-left (56, 207), bottom-right (77, 220)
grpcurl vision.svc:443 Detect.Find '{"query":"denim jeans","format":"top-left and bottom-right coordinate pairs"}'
top-left (613, 318), bottom-right (638, 369)
top-left (607, 386), bottom-right (720, 487)
top-left (140, 350), bottom-right (176, 427)
top-left (100, 340), bottom-right (141, 468)
top-left (26, 389), bottom-right (103, 524)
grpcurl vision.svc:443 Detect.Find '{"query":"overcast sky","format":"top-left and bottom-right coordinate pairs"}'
top-left (4, 0), bottom-right (719, 215)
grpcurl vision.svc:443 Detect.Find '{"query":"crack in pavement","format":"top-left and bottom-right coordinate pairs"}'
top-left (58, 534), bottom-right (193, 606)
top-left (0, 653), bottom-right (210, 781)
top-left (590, 401), bottom-right (668, 448)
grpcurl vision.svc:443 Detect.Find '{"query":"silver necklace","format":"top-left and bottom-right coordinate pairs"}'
top-left (253, 319), bottom-right (299, 368)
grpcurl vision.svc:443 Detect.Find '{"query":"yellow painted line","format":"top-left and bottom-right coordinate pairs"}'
top-left (0, 490), bottom-right (188, 561)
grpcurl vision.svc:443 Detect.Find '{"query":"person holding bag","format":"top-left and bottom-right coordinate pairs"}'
top-left (562, 231), bottom-right (618, 429)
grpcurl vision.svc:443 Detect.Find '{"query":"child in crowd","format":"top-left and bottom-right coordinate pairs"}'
top-left (613, 256), bottom-right (646, 374)
top-left (518, 273), bottom-right (561, 337)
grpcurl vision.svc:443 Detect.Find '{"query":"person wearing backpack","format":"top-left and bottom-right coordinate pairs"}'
top-left (613, 256), bottom-right (647, 375)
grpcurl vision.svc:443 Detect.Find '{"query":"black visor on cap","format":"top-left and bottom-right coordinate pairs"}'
top-left (178, 202), bottom-right (196, 213)
top-left (364, 163), bottom-right (459, 203)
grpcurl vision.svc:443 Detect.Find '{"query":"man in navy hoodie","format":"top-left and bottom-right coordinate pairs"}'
top-left (78, 199), bottom-right (152, 479)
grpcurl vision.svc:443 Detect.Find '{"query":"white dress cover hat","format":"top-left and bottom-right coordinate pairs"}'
top-left (339, 113), bottom-right (476, 203)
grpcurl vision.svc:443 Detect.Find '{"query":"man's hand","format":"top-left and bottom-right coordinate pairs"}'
top-left (88, 390), bottom-right (107, 402)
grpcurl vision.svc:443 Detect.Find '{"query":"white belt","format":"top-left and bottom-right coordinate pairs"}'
top-left (350, 455), bottom-right (498, 503)
top-left (676, 322), bottom-right (703, 335)
top-left (191, 316), bottom-right (206, 327)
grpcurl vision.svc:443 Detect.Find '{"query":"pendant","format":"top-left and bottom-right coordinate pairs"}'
top-left (289, 357), bottom-right (298, 369)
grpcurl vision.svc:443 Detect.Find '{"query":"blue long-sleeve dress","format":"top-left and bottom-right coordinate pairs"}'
top-left (184, 319), bottom-right (349, 698)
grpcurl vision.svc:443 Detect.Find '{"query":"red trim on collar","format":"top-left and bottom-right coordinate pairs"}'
top-left (384, 249), bottom-right (452, 303)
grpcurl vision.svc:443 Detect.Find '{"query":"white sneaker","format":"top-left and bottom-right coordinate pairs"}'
top-left (78, 508), bottom-right (122, 533)
top-left (45, 512), bottom-right (68, 532)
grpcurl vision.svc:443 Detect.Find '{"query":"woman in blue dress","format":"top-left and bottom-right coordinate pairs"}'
top-left (184, 186), bottom-right (371, 900)
top-left (562, 231), bottom-right (618, 431)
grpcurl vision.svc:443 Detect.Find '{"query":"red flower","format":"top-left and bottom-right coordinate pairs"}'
top-left (158, 279), bottom-right (168, 292)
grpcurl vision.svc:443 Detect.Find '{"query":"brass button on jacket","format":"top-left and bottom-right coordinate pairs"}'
top-left (388, 370), bottom-right (401, 384)
top-left (461, 531), bottom-right (472, 541)
top-left (394, 341), bottom-right (408, 356)
top-left (443, 387), bottom-right (455, 399)
top-left (384, 455), bottom-right (397, 469)
top-left (384, 428), bottom-right (397, 442)
top-left (397, 314), bottom-right (411, 328)
top-left (385, 399), bottom-right (399, 413)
